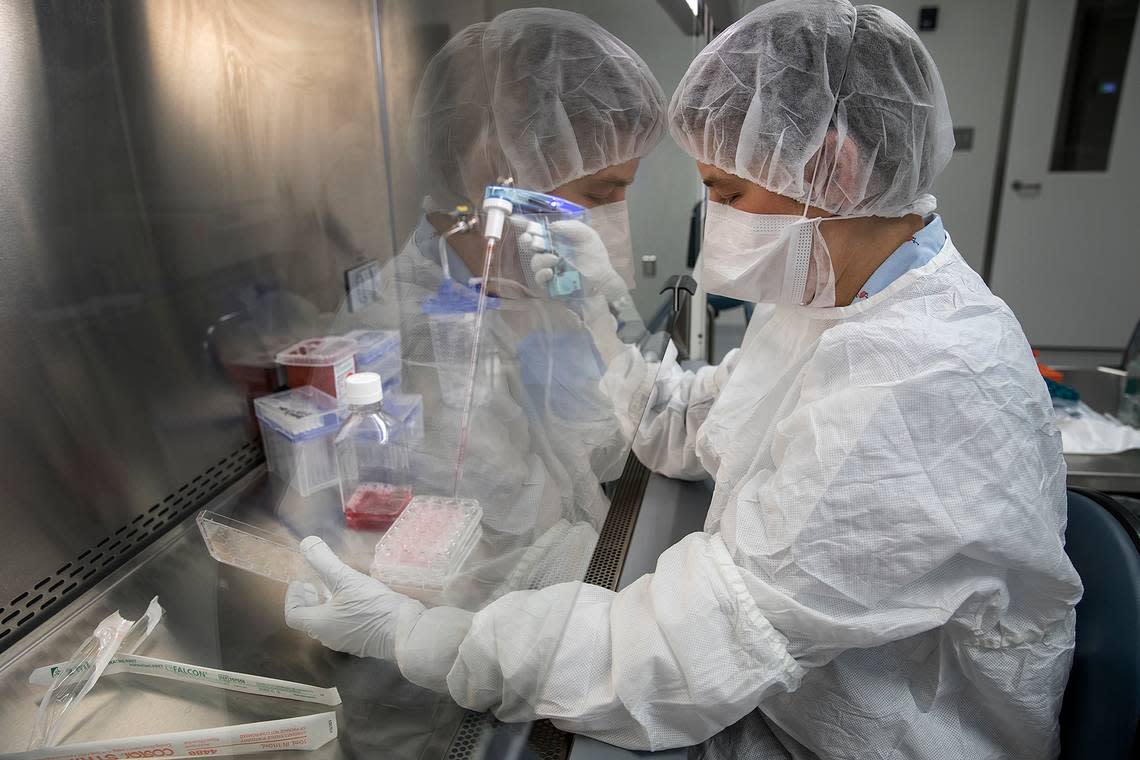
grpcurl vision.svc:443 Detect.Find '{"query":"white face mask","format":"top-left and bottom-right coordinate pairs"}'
top-left (587, 200), bottom-right (636, 289)
top-left (700, 201), bottom-right (836, 307)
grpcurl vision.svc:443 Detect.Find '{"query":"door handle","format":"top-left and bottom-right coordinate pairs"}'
top-left (1011, 180), bottom-right (1043, 193)
top-left (660, 274), bottom-right (697, 315)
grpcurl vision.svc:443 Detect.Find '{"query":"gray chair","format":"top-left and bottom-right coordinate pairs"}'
top-left (1059, 488), bottom-right (1140, 759)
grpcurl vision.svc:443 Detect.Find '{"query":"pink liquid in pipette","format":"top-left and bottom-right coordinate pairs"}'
top-left (452, 236), bottom-right (497, 496)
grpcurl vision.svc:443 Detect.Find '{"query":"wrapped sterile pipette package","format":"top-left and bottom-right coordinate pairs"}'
top-left (420, 283), bottom-right (500, 409)
top-left (344, 329), bottom-right (402, 392)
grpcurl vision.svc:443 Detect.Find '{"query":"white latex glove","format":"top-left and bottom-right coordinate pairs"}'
top-left (579, 294), bottom-right (627, 365)
top-left (284, 536), bottom-right (425, 661)
top-left (529, 219), bottom-right (628, 304)
top-left (610, 292), bottom-right (649, 344)
top-left (601, 345), bottom-right (742, 480)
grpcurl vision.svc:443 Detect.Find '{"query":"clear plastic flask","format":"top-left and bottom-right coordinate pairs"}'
top-left (335, 373), bottom-right (413, 531)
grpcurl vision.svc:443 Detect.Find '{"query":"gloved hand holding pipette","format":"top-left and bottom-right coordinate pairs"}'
top-left (522, 217), bottom-right (649, 344)
top-left (525, 219), bottom-right (629, 304)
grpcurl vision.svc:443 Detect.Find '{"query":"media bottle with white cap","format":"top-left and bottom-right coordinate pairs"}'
top-left (334, 372), bottom-right (413, 531)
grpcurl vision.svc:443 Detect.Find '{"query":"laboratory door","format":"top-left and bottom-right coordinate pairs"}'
top-left (989, 0), bottom-right (1140, 350)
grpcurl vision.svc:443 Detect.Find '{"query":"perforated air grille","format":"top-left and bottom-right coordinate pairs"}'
top-left (0, 441), bottom-right (262, 652)
top-left (447, 712), bottom-right (568, 760)
top-left (444, 454), bottom-right (652, 758)
top-left (445, 712), bottom-right (494, 760)
top-left (584, 454), bottom-right (651, 591)
top-left (527, 720), bottom-right (572, 760)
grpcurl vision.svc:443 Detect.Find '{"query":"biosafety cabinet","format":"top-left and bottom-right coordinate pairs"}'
top-left (0, 1), bottom-right (705, 757)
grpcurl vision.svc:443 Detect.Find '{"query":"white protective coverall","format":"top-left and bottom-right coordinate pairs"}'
top-left (399, 233), bottom-right (1083, 758)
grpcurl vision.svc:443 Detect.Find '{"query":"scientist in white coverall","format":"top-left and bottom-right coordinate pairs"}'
top-left (286, 2), bottom-right (1083, 757)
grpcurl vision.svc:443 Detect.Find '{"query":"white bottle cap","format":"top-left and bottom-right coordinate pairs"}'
top-left (344, 372), bottom-right (383, 405)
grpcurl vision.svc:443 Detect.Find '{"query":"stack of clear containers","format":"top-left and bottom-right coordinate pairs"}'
top-left (275, 337), bottom-right (357, 399)
top-left (197, 511), bottom-right (326, 592)
top-left (420, 282), bottom-right (499, 408)
top-left (344, 329), bottom-right (402, 394)
top-left (254, 386), bottom-right (342, 496)
top-left (370, 496), bottom-right (482, 605)
top-left (385, 392), bottom-right (424, 443)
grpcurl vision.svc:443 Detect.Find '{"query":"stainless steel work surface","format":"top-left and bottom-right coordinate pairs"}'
top-left (0, 467), bottom-right (465, 756)
top-left (617, 475), bottom-right (711, 589)
top-left (1058, 367), bottom-right (1140, 494)
top-left (1064, 451), bottom-right (1140, 494)
top-left (571, 739), bottom-right (685, 760)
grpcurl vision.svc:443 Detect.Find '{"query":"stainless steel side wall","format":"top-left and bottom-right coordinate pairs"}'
top-left (0, 0), bottom-right (395, 645)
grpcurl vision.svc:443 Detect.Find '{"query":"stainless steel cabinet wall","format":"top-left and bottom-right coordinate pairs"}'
top-left (0, 0), bottom-right (394, 647)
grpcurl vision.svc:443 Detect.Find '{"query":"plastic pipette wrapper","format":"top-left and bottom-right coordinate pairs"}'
top-left (2, 712), bottom-right (337, 759)
top-left (29, 654), bottom-right (341, 706)
top-left (28, 597), bottom-right (163, 749)
top-left (1056, 400), bottom-right (1140, 454)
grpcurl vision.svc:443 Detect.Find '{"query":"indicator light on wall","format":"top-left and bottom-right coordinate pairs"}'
top-left (642, 254), bottom-right (658, 278)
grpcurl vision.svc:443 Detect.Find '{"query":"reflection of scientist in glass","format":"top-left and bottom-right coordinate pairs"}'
top-left (287, 3), bottom-right (1081, 758)
top-left (351, 8), bottom-right (667, 606)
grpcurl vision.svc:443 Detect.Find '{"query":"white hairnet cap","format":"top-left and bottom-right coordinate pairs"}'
top-left (669, 0), bottom-right (954, 217)
top-left (412, 9), bottom-right (668, 210)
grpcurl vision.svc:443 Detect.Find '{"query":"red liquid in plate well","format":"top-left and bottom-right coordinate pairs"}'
top-left (344, 483), bottom-right (413, 531)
